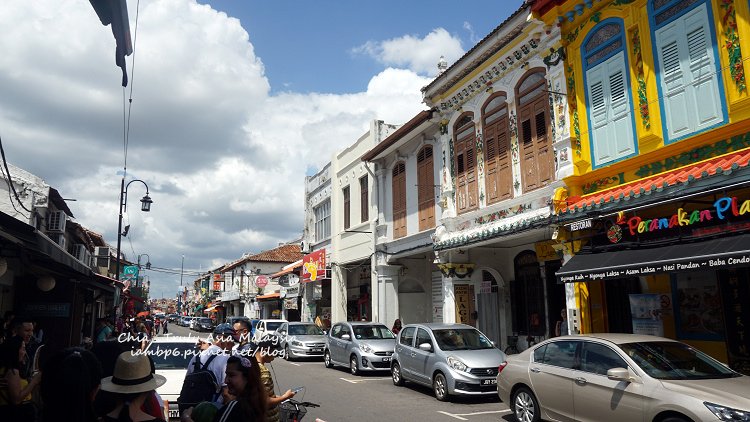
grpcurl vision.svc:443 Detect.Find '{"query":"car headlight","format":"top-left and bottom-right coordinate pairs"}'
top-left (705, 402), bottom-right (750, 421)
top-left (291, 340), bottom-right (303, 346)
top-left (360, 343), bottom-right (373, 354)
top-left (447, 356), bottom-right (468, 372)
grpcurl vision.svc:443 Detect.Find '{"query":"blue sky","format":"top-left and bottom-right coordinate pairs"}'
top-left (1, 0), bottom-right (523, 298)
top-left (201, 1), bottom-right (524, 93)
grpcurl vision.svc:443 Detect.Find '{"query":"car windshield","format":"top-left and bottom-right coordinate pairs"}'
top-left (433, 329), bottom-right (494, 351)
top-left (289, 324), bottom-right (324, 335)
top-left (619, 341), bottom-right (740, 380)
top-left (148, 342), bottom-right (197, 370)
top-left (199, 318), bottom-right (211, 323)
top-left (353, 325), bottom-right (395, 340)
top-left (266, 322), bottom-right (284, 332)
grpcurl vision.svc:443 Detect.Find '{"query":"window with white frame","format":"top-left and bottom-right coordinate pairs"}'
top-left (314, 199), bottom-right (331, 242)
top-left (584, 20), bottom-right (637, 167)
top-left (651, 0), bottom-right (724, 142)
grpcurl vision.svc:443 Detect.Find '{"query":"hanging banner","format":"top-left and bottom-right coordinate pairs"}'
top-left (303, 249), bottom-right (326, 282)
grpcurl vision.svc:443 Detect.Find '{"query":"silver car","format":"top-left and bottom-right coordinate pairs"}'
top-left (276, 322), bottom-right (327, 360)
top-left (497, 333), bottom-right (750, 422)
top-left (324, 322), bottom-right (396, 375)
top-left (391, 323), bottom-right (506, 401)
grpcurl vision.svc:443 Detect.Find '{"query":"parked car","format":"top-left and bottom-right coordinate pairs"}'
top-left (391, 323), bottom-right (505, 401)
top-left (253, 319), bottom-right (287, 342)
top-left (497, 333), bottom-right (750, 422)
top-left (180, 316), bottom-right (192, 327)
top-left (324, 321), bottom-right (396, 375)
top-left (167, 314), bottom-right (179, 322)
top-left (150, 335), bottom-right (206, 420)
top-left (275, 322), bottom-right (327, 360)
top-left (196, 317), bottom-right (214, 332)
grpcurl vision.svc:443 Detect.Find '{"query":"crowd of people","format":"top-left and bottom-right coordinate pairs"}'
top-left (0, 313), bottom-right (322, 422)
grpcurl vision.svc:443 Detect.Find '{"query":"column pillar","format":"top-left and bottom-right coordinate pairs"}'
top-left (442, 274), bottom-right (456, 323)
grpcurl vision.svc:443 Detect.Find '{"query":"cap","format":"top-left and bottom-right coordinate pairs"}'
top-left (213, 323), bottom-right (235, 336)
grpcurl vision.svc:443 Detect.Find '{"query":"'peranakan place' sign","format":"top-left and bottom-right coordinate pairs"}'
top-left (617, 195), bottom-right (750, 237)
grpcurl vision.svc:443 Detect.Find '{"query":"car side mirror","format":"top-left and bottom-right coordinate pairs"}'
top-left (607, 367), bottom-right (631, 382)
top-left (342, 334), bottom-right (351, 341)
top-left (418, 343), bottom-right (433, 352)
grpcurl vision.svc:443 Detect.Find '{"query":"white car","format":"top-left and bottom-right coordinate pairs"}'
top-left (149, 335), bottom-right (206, 420)
top-left (253, 319), bottom-right (287, 342)
top-left (189, 317), bottom-right (200, 331)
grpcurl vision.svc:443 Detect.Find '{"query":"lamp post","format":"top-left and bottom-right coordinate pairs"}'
top-left (115, 178), bottom-right (153, 286)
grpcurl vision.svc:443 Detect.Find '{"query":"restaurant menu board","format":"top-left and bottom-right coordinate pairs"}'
top-left (719, 268), bottom-right (750, 375)
top-left (673, 272), bottom-right (725, 341)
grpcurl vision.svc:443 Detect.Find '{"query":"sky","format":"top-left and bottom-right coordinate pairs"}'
top-left (0, 0), bottom-right (523, 299)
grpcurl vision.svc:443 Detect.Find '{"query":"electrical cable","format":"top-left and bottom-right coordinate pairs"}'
top-left (123, 0), bottom-right (141, 171)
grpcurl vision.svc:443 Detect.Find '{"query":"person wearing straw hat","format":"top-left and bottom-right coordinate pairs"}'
top-left (100, 351), bottom-right (167, 422)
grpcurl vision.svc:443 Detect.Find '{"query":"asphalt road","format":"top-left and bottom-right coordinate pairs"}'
top-left (163, 322), bottom-right (513, 422)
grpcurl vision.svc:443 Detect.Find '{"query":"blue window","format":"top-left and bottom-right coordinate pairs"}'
top-left (650, 0), bottom-right (726, 143)
top-left (583, 19), bottom-right (637, 168)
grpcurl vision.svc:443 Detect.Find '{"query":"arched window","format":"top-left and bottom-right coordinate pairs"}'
top-left (392, 161), bottom-right (407, 239)
top-left (516, 70), bottom-right (553, 193)
top-left (453, 114), bottom-right (478, 213)
top-left (417, 145), bottom-right (435, 231)
top-left (650, 0), bottom-right (725, 142)
top-left (482, 93), bottom-right (512, 204)
top-left (583, 19), bottom-right (637, 167)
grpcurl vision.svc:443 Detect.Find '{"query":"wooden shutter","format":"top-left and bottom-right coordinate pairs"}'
top-left (533, 98), bottom-right (552, 187)
top-left (360, 176), bottom-right (368, 223)
top-left (496, 119), bottom-right (512, 200)
top-left (343, 186), bottom-right (350, 230)
top-left (519, 104), bottom-right (537, 192)
top-left (455, 133), bottom-right (468, 213)
top-left (418, 146), bottom-right (435, 231)
top-left (484, 122), bottom-right (498, 203)
top-left (466, 140), bottom-right (478, 209)
top-left (392, 162), bottom-right (407, 239)
top-left (656, 3), bottom-right (722, 140)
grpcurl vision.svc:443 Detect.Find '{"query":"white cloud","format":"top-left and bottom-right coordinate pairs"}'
top-left (0, 0), bottom-right (430, 296)
top-left (352, 28), bottom-right (465, 76)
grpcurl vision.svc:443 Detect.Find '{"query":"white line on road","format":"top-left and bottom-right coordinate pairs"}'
top-left (286, 362), bottom-right (301, 366)
top-left (438, 410), bottom-right (510, 420)
top-left (339, 377), bottom-right (390, 384)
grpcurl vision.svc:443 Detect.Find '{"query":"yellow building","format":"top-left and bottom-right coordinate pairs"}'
top-left (535, 0), bottom-right (750, 373)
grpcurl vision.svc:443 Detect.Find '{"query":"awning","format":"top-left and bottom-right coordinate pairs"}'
top-left (204, 305), bottom-right (218, 313)
top-left (270, 259), bottom-right (303, 278)
top-left (256, 292), bottom-right (280, 300)
top-left (557, 233), bottom-right (750, 283)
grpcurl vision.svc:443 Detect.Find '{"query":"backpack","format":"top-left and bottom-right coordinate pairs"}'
top-left (177, 353), bottom-right (219, 413)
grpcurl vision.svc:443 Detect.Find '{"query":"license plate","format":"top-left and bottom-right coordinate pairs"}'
top-left (482, 378), bottom-right (497, 385)
top-left (382, 357), bottom-right (391, 362)
top-left (168, 409), bottom-right (180, 419)
top-left (312, 348), bottom-right (323, 352)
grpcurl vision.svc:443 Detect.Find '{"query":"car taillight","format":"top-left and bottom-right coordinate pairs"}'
top-left (497, 361), bottom-right (508, 374)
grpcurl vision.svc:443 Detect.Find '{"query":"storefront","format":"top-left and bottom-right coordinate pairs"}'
top-left (256, 292), bottom-right (282, 319)
top-left (557, 180), bottom-right (750, 374)
top-left (300, 249), bottom-right (331, 325)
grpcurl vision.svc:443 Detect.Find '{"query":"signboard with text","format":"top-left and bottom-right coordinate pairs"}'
top-left (303, 249), bottom-right (326, 282)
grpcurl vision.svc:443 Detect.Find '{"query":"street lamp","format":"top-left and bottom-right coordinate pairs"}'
top-left (115, 178), bottom-right (153, 286)
top-left (180, 255), bottom-right (185, 286)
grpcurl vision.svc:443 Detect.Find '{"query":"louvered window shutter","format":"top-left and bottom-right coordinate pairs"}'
top-left (656, 3), bottom-right (722, 141)
top-left (418, 146), bottom-right (435, 231)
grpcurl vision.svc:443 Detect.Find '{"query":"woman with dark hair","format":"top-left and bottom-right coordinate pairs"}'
top-left (391, 319), bottom-right (402, 335)
top-left (40, 347), bottom-right (102, 422)
top-left (0, 336), bottom-right (40, 419)
top-left (212, 356), bottom-right (267, 421)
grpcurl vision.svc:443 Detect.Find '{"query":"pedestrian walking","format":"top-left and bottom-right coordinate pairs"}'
top-left (95, 318), bottom-right (114, 343)
top-left (255, 335), bottom-right (295, 422)
top-left (0, 336), bottom-right (41, 420)
top-left (214, 356), bottom-right (267, 421)
top-left (162, 318), bottom-right (169, 335)
top-left (391, 319), bottom-right (402, 335)
top-left (555, 308), bottom-right (569, 337)
top-left (154, 318), bottom-right (161, 336)
top-left (40, 347), bottom-right (101, 422)
top-left (99, 352), bottom-right (167, 422)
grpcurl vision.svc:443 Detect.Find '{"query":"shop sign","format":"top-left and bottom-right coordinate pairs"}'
top-left (535, 240), bottom-right (560, 262)
top-left (303, 249), bottom-right (326, 282)
top-left (284, 285), bottom-right (300, 298)
top-left (284, 298), bottom-right (298, 310)
top-left (278, 273), bottom-right (300, 288)
top-left (628, 294), bottom-right (664, 336)
top-left (212, 281), bottom-right (222, 291)
top-left (569, 219), bottom-right (592, 231)
top-left (255, 275), bottom-right (269, 288)
top-left (616, 195), bottom-right (750, 239)
top-left (22, 302), bottom-right (70, 317)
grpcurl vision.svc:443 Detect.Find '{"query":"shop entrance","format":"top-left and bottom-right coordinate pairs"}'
top-left (604, 278), bottom-right (640, 333)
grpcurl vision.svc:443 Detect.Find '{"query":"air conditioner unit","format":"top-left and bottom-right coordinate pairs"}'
top-left (47, 210), bottom-right (67, 233)
top-left (300, 240), bottom-right (311, 254)
top-left (94, 246), bottom-right (111, 268)
top-left (51, 233), bottom-right (66, 249)
top-left (74, 244), bottom-right (92, 265)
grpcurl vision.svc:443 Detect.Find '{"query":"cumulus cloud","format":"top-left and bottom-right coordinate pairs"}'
top-left (0, 0), bottom-right (430, 295)
top-left (351, 28), bottom-right (464, 76)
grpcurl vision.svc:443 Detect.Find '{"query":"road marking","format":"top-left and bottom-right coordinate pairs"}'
top-left (286, 362), bottom-right (301, 366)
top-left (339, 377), bottom-right (390, 384)
top-left (437, 410), bottom-right (510, 420)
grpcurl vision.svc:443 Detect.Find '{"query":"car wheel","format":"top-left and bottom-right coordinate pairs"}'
top-left (433, 372), bottom-right (449, 402)
top-left (324, 350), bottom-right (334, 368)
top-left (350, 355), bottom-right (359, 376)
top-left (391, 362), bottom-right (405, 386)
top-left (284, 345), bottom-right (291, 361)
top-left (512, 387), bottom-right (540, 422)
top-left (660, 417), bottom-right (690, 422)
